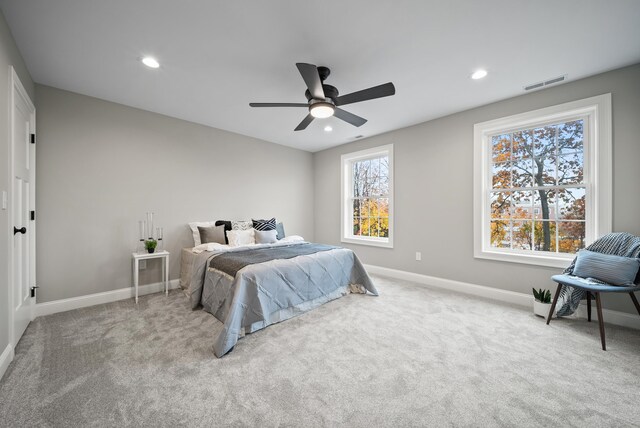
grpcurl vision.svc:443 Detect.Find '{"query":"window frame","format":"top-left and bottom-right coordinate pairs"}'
top-left (473, 94), bottom-right (611, 268)
top-left (341, 144), bottom-right (394, 248)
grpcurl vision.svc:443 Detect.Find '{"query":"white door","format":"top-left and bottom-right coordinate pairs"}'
top-left (10, 67), bottom-right (36, 345)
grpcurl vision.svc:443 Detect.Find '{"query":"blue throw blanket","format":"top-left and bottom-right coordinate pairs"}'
top-left (556, 232), bottom-right (640, 316)
top-left (209, 243), bottom-right (338, 277)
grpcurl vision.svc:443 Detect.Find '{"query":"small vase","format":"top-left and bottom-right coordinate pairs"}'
top-left (147, 248), bottom-right (155, 254)
top-left (533, 299), bottom-right (552, 318)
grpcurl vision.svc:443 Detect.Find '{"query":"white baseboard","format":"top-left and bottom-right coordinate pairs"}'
top-left (0, 343), bottom-right (14, 382)
top-left (34, 279), bottom-right (180, 318)
top-left (573, 304), bottom-right (640, 330)
top-left (364, 264), bottom-right (640, 331)
top-left (364, 264), bottom-right (532, 307)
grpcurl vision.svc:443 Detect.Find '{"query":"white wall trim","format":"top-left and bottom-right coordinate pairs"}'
top-left (573, 304), bottom-right (640, 330)
top-left (472, 93), bottom-right (612, 268)
top-left (0, 344), bottom-right (14, 382)
top-left (364, 264), bottom-right (532, 306)
top-left (364, 264), bottom-right (640, 330)
top-left (341, 144), bottom-right (394, 248)
top-left (34, 279), bottom-right (180, 318)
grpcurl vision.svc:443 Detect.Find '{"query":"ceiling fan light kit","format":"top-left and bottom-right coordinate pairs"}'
top-left (250, 63), bottom-right (396, 131)
top-left (309, 100), bottom-right (335, 118)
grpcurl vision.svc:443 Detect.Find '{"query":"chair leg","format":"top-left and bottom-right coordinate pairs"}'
top-left (587, 292), bottom-right (592, 322)
top-left (547, 284), bottom-right (562, 325)
top-left (595, 292), bottom-right (606, 351)
top-left (630, 293), bottom-right (640, 317)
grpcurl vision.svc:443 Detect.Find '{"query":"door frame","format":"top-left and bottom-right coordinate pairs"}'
top-left (8, 66), bottom-right (36, 348)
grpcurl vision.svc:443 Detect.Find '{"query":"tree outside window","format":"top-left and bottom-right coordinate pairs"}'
top-left (342, 145), bottom-right (393, 248)
top-left (351, 155), bottom-right (390, 238)
top-left (475, 94), bottom-right (610, 268)
top-left (490, 120), bottom-right (586, 254)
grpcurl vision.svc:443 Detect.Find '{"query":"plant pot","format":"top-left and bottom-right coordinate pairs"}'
top-left (147, 248), bottom-right (155, 254)
top-left (533, 299), bottom-right (552, 318)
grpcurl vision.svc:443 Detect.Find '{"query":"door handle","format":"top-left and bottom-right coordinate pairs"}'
top-left (13, 226), bottom-right (26, 235)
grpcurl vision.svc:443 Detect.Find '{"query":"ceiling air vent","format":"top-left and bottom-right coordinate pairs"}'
top-left (524, 74), bottom-right (567, 91)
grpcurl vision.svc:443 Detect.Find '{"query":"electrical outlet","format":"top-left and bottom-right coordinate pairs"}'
top-left (415, 252), bottom-right (422, 261)
top-left (139, 260), bottom-right (147, 270)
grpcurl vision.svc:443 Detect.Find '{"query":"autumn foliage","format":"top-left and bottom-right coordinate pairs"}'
top-left (490, 120), bottom-right (585, 254)
top-left (352, 156), bottom-right (390, 238)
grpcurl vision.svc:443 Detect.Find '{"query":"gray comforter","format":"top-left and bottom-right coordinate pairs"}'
top-left (185, 241), bottom-right (377, 357)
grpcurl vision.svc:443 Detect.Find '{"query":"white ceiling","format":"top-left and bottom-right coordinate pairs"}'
top-left (2, 1), bottom-right (639, 152)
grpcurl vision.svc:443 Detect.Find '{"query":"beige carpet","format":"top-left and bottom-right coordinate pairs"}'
top-left (1, 274), bottom-right (639, 427)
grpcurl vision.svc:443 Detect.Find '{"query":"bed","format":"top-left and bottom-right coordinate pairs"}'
top-left (180, 238), bottom-right (378, 357)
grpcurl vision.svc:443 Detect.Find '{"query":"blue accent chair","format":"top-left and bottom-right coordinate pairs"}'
top-left (547, 274), bottom-right (640, 350)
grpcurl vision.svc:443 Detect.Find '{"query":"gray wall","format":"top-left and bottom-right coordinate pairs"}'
top-left (314, 64), bottom-right (640, 314)
top-left (0, 9), bottom-right (34, 356)
top-left (36, 85), bottom-right (314, 303)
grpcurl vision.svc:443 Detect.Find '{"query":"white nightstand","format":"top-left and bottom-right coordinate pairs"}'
top-left (132, 250), bottom-right (170, 304)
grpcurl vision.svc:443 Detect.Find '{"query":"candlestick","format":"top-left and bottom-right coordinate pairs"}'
top-left (138, 220), bottom-right (146, 242)
top-left (147, 212), bottom-right (154, 239)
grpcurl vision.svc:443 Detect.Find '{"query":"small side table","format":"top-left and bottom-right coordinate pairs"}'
top-left (132, 250), bottom-right (170, 304)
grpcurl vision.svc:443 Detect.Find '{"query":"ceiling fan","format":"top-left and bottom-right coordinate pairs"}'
top-left (249, 63), bottom-right (396, 131)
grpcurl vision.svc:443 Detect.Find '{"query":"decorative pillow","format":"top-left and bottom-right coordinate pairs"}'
top-left (188, 221), bottom-right (216, 246)
top-left (276, 222), bottom-right (285, 240)
top-left (226, 228), bottom-right (255, 247)
top-left (252, 218), bottom-right (276, 231)
top-left (215, 220), bottom-right (232, 244)
top-left (255, 229), bottom-right (278, 244)
top-left (231, 220), bottom-right (253, 231)
top-left (573, 249), bottom-right (640, 286)
top-left (198, 225), bottom-right (226, 245)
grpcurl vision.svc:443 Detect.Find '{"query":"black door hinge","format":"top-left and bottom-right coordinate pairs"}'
top-left (30, 133), bottom-right (36, 144)
top-left (31, 285), bottom-right (39, 298)
top-left (30, 210), bottom-right (35, 221)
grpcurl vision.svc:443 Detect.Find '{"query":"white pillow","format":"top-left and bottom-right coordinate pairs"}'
top-left (227, 228), bottom-right (255, 247)
top-left (188, 221), bottom-right (216, 246)
top-left (255, 229), bottom-right (278, 244)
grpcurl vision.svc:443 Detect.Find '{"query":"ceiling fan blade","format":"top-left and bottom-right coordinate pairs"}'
top-left (335, 82), bottom-right (396, 106)
top-left (296, 63), bottom-right (325, 100)
top-left (294, 114), bottom-right (315, 131)
top-left (334, 108), bottom-right (367, 127)
top-left (249, 103), bottom-right (308, 107)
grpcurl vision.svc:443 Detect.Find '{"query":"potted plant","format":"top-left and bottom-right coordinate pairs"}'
top-left (145, 239), bottom-right (158, 254)
top-left (532, 288), bottom-right (552, 318)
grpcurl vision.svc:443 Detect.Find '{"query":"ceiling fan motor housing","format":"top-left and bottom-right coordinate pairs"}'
top-left (305, 84), bottom-right (339, 103)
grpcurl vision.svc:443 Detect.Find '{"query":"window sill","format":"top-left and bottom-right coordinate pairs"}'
top-left (474, 248), bottom-right (573, 269)
top-left (342, 236), bottom-right (393, 249)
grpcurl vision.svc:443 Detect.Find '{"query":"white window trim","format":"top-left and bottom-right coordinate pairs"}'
top-left (473, 94), bottom-right (612, 268)
top-left (341, 144), bottom-right (394, 248)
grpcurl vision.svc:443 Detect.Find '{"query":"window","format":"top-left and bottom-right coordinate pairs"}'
top-left (474, 95), bottom-right (611, 267)
top-left (341, 144), bottom-right (393, 248)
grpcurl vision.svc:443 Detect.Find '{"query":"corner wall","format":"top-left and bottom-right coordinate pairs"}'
top-left (35, 85), bottom-right (315, 303)
top-left (314, 64), bottom-right (640, 314)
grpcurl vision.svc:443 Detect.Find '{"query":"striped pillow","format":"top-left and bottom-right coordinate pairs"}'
top-left (252, 218), bottom-right (276, 231)
top-left (573, 249), bottom-right (640, 286)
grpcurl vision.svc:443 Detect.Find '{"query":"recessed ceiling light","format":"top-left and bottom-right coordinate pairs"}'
top-left (141, 56), bottom-right (160, 69)
top-left (471, 69), bottom-right (487, 80)
top-left (324, 125), bottom-right (333, 132)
